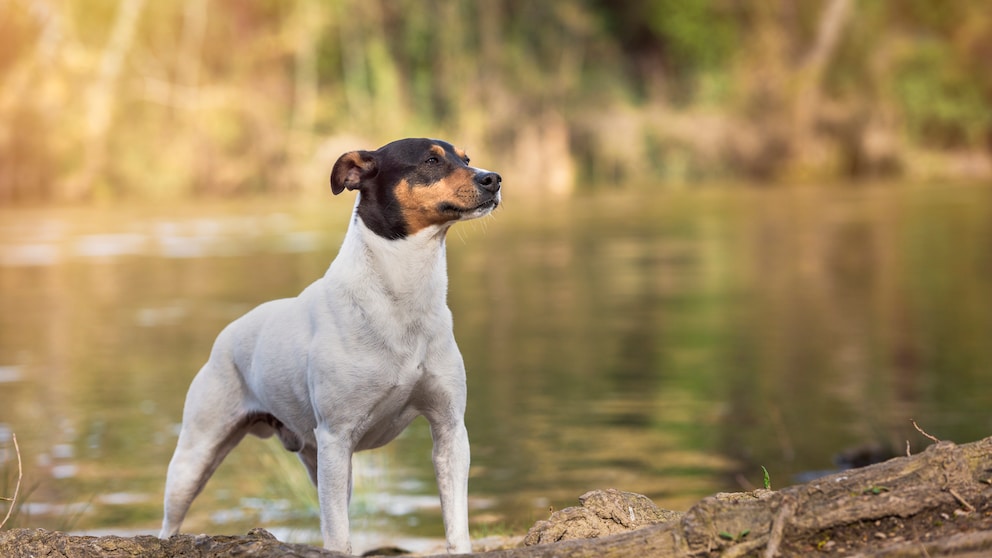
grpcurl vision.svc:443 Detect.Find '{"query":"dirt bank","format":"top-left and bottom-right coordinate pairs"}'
top-left (2, 436), bottom-right (991, 557)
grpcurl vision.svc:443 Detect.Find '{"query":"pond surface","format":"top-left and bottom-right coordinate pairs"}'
top-left (1, 185), bottom-right (990, 553)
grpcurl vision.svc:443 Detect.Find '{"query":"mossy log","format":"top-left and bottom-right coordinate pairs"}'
top-left (2, 436), bottom-right (991, 557)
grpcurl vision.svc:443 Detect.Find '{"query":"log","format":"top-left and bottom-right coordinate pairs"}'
top-left (503, 436), bottom-right (992, 557)
top-left (0, 527), bottom-right (346, 558)
top-left (2, 437), bottom-right (991, 557)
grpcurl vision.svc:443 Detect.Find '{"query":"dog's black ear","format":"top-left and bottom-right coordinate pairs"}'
top-left (330, 150), bottom-right (377, 195)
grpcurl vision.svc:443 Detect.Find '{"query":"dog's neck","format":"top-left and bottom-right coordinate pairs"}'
top-left (328, 199), bottom-right (450, 310)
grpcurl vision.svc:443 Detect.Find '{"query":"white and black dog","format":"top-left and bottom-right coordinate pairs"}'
top-left (160, 138), bottom-right (501, 554)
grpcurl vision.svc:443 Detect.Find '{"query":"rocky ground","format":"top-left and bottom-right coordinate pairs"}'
top-left (2, 436), bottom-right (991, 557)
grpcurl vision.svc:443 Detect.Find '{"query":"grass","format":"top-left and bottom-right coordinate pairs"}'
top-left (1, 433), bottom-right (22, 529)
top-left (255, 438), bottom-right (320, 516)
top-left (470, 521), bottom-right (519, 539)
top-left (0, 433), bottom-right (88, 533)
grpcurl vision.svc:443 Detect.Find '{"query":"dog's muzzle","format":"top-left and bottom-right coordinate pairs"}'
top-left (475, 171), bottom-right (502, 194)
top-left (465, 171), bottom-right (501, 216)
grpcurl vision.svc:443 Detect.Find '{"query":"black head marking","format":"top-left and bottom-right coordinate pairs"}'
top-left (329, 138), bottom-right (493, 239)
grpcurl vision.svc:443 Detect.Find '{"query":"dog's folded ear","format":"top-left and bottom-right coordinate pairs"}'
top-left (330, 150), bottom-right (377, 194)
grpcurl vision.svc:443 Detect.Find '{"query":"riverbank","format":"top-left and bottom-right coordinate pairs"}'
top-left (3, 435), bottom-right (991, 557)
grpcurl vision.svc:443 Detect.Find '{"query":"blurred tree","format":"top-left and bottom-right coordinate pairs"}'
top-left (0, 0), bottom-right (989, 203)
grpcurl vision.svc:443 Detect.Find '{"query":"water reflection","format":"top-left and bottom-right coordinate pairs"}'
top-left (0, 186), bottom-right (990, 552)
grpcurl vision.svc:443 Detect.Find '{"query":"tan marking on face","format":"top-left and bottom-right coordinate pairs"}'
top-left (429, 145), bottom-right (447, 159)
top-left (393, 167), bottom-right (485, 234)
top-left (454, 147), bottom-right (468, 161)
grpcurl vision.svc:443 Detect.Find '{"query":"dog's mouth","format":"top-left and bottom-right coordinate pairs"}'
top-left (440, 196), bottom-right (500, 218)
top-left (469, 197), bottom-right (499, 212)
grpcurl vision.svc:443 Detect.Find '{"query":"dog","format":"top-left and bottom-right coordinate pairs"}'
top-left (159, 138), bottom-right (501, 554)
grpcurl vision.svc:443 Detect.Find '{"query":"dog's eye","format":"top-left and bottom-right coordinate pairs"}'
top-left (425, 156), bottom-right (440, 165)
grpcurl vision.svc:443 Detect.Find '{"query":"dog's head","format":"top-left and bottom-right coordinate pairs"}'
top-left (330, 138), bottom-right (501, 239)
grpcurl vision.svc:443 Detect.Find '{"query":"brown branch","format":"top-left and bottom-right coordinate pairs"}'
top-left (0, 433), bottom-right (22, 529)
top-left (948, 488), bottom-right (975, 513)
top-left (912, 419), bottom-right (941, 443)
top-left (764, 497), bottom-right (795, 558)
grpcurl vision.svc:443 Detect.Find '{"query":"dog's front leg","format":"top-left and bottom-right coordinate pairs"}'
top-left (430, 419), bottom-right (472, 554)
top-left (315, 427), bottom-right (354, 553)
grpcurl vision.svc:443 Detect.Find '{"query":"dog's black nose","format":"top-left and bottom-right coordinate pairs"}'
top-left (476, 172), bottom-right (501, 193)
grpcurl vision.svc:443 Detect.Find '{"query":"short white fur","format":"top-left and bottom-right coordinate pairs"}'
top-left (160, 150), bottom-right (498, 554)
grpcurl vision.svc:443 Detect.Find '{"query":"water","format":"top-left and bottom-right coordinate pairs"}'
top-left (1, 185), bottom-right (990, 553)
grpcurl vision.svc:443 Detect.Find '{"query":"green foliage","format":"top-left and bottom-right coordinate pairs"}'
top-left (718, 528), bottom-right (750, 542)
top-left (0, 0), bottom-right (989, 202)
top-left (644, 0), bottom-right (736, 73)
top-left (895, 40), bottom-right (992, 148)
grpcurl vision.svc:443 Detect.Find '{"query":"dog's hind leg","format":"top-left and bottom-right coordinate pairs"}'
top-left (297, 444), bottom-right (319, 487)
top-left (160, 365), bottom-right (249, 538)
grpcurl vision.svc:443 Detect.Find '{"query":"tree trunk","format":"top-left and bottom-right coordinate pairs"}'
top-left (2, 436), bottom-right (991, 557)
top-left (67, 0), bottom-right (146, 201)
top-left (791, 0), bottom-right (853, 160)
